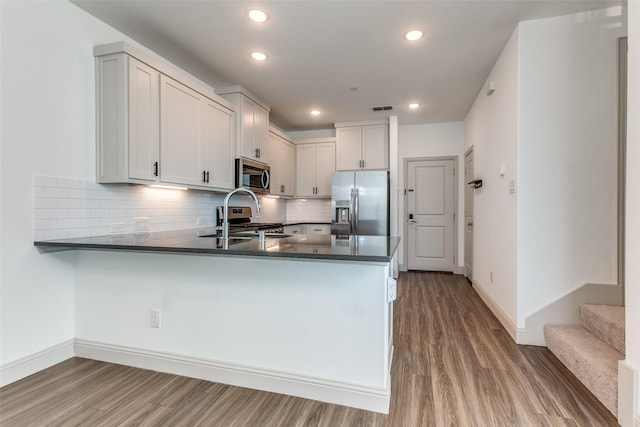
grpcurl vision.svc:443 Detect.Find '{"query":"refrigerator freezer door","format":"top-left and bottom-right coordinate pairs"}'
top-left (354, 171), bottom-right (389, 236)
top-left (331, 172), bottom-right (355, 234)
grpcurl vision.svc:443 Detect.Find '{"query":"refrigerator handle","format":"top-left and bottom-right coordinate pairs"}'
top-left (354, 188), bottom-right (359, 232)
top-left (349, 188), bottom-right (355, 234)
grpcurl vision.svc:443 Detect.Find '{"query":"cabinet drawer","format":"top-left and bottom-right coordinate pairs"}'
top-left (305, 224), bottom-right (331, 235)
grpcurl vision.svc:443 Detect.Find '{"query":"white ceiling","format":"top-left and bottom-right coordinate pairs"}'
top-left (71, 0), bottom-right (623, 132)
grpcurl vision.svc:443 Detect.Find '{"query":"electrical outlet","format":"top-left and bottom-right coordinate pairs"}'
top-left (134, 217), bottom-right (150, 233)
top-left (197, 216), bottom-right (212, 226)
top-left (151, 309), bottom-right (161, 328)
top-left (110, 223), bottom-right (126, 235)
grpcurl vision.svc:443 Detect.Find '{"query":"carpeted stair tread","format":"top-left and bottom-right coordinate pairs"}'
top-left (581, 304), bottom-right (625, 355)
top-left (544, 324), bottom-right (623, 416)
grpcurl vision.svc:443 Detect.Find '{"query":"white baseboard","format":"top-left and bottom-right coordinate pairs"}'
top-left (619, 360), bottom-right (639, 427)
top-left (75, 339), bottom-right (391, 414)
top-left (472, 280), bottom-right (517, 342)
top-left (0, 339), bottom-right (74, 387)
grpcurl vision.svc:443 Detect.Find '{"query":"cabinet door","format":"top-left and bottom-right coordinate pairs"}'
top-left (336, 126), bottom-right (363, 171)
top-left (281, 140), bottom-right (295, 196)
top-left (268, 133), bottom-right (284, 194)
top-left (128, 58), bottom-right (160, 181)
top-left (284, 224), bottom-right (304, 235)
top-left (314, 142), bottom-right (336, 196)
top-left (160, 75), bottom-right (203, 186)
top-left (253, 106), bottom-right (269, 163)
top-left (296, 144), bottom-right (317, 197)
top-left (362, 124), bottom-right (389, 170)
top-left (240, 96), bottom-right (256, 160)
top-left (202, 99), bottom-right (235, 189)
top-left (306, 224), bottom-right (331, 235)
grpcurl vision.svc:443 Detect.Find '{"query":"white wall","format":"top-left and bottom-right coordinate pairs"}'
top-left (398, 122), bottom-right (465, 269)
top-left (625, 1), bottom-right (640, 422)
top-left (465, 27), bottom-right (520, 329)
top-left (0, 0), bottom-right (127, 367)
top-left (517, 8), bottom-right (625, 328)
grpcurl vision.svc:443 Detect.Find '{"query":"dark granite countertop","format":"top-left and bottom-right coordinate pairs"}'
top-left (34, 228), bottom-right (400, 262)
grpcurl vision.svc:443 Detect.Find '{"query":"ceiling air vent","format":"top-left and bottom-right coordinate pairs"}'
top-left (371, 105), bottom-right (393, 112)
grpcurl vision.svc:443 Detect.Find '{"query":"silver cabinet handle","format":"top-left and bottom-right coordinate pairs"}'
top-left (408, 220), bottom-right (417, 224)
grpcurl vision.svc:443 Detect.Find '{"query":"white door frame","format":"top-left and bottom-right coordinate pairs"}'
top-left (464, 146), bottom-right (474, 281)
top-left (403, 156), bottom-right (459, 273)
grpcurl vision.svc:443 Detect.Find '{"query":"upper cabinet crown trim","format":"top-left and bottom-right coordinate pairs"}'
top-left (268, 125), bottom-right (292, 142)
top-left (215, 86), bottom-right (271, 112)
top-left (93, 41), bottom-right (235, 112)
top-left (334, 119), bottom-right (389, 128)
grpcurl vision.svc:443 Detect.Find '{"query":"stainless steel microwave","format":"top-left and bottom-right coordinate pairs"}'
top-left (236, 158), bottom-right (270, 194)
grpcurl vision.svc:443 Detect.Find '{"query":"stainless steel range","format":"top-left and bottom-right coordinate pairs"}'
top-left (216, 206), bottom-right (284, 235)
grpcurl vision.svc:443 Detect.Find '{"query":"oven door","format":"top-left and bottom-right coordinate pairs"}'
top-left (236, 159), bottom-right (270, 194)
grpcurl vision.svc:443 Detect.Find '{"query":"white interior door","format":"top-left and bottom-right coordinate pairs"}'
top-left (407, 159), bottom-right (455, 271)
top-left (464, 148), bottom-right (474, 280)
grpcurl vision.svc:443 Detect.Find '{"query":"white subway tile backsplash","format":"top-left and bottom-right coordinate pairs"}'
top-left (57, 178), bottom-right (81, 189)
top-left (34, 176), bottom-right (323, 240)
top-left (34, 198), bottom-right (58, 208)
top-left (56, 199), bottom-right (81, 209)
top-left (81, 199), bottom-right (101, 209)
top-left (35, 208), bottom-right (69, 219)
top-left (68, 189), bottom-right (92, 199)
top-left (286, 199), bottom-right (332, 223)
top-left (35, 187), bottom-right (69, 198)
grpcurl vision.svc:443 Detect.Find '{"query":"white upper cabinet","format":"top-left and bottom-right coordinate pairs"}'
top-left (128, 57), bottom-right (160, 182)
top-left (218, 88), bottom-right (270, 164)
top-left (268, 127), bottom-right (294, 197)
top-left (96, 53), bottom-right (160, 184)
top-left (202, 99), bottom-right (235, 190)
top-left (335, 122), bottom-right (389, 171)
top-left (160, 76), bottom-right (203, 186)
top-left (160, 76), bottom-right (235, 190)
top-left (94, 43), bottom-right (236, 191)
top-left (295, 140), bottom-right (336, 197)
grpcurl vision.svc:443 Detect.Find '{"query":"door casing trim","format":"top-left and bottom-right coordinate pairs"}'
top-left (403, 156), bottom-right (459, 272)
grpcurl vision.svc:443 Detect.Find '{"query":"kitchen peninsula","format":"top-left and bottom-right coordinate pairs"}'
top-left (34, 231), bottom-right (400, 413)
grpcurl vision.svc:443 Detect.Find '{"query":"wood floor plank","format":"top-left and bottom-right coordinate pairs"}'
top-left (0, 272), bottom-right (619, 426)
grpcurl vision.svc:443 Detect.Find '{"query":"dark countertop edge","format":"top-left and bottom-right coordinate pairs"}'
top-left (33, 241), bottom-right (396, 263)
top-left (283, 221), bottom-right (331, 226)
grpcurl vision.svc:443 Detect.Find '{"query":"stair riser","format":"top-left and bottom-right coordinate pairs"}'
top-left (581, 305), bottom-right (625, 355)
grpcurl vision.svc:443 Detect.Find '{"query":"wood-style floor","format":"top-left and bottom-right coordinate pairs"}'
top-left (0, 272), bottom-right (618, 426)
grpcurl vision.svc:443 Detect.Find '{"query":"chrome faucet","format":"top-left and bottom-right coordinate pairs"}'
top-left (221, 188), bottom-right (260, 242)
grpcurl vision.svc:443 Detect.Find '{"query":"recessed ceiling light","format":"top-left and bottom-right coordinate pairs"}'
top-left (247, 9), bottom-right (268, 23)
top-left (251, 51), bottom-right (267, 61)
top-left (310, 110), bottom-right (321, 116)
top-left (409, 103), bottom-right (420, 109)
top-left (405, 30), bottom-right (423, 41)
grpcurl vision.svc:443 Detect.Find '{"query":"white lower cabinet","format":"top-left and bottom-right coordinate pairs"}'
top-left (284, 224), bottom-right (331, 235)
top-left (284, 225), bottom-right (305, 235)
top-left (305, 224), bottom-right (331, 235)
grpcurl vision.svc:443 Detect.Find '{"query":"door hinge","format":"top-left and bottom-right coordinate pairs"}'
top-left (453, 213), bottom-right (455, 221)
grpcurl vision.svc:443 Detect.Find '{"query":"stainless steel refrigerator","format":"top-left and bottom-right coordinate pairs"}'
top-left (331, 170), bottom-right (389, 236)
